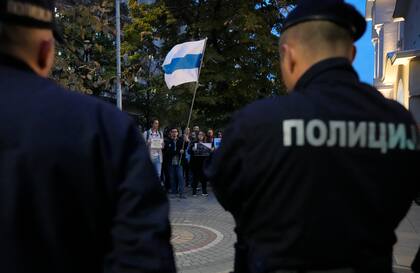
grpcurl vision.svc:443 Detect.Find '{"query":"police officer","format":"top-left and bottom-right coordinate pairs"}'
top-left (205, 1), bottom-right (420, 273)
top-left (0, 1), bottom-right (175, 273)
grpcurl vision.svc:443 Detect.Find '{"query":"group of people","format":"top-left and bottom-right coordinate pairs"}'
top-left (1, 0), bottom-right (420, 273)
top-left (143, 120), bottom-right (223, 198)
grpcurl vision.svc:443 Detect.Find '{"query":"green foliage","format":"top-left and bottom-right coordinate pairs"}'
top-left (53, 0), bottom-right (294, 129)
top-left (53, 0), bottom-right (118, 95)
top-left (124, 0), bottom-right (294, 129)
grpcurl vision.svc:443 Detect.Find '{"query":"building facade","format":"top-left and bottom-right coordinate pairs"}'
top-left (366, 0), bottom-right (420, 124)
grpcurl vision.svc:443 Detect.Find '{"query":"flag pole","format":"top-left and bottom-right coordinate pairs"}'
top-left (180, 38), bottom-right (208, 163)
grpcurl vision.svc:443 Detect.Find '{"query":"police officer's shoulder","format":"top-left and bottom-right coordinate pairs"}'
top-left (30, 75), bottom-right (136, 135)
top-left (238, 94), bottom-right (303, 122)
top-left (226, 95), bottom-right (301, 137)
top-left (359, 82), bottom-right (416, 123)
top-left (384, 96), bottom-right (417, 124)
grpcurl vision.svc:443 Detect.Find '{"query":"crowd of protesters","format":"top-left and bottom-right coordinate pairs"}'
top-left (142, 119), bottom-right (223, 199)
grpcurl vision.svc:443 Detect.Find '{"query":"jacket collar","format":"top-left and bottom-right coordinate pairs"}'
top-left (294, 57), bottom-right (359, 92)
top-left (0, 53), bottom-right (36, 74)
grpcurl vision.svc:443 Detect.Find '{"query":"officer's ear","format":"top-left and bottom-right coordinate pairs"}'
top-left (280, 44), bottom-right (297, 75)
top-left (350, 45), bottom-right (357, 63)
top-left (37, 39), bottom-right (55, 77)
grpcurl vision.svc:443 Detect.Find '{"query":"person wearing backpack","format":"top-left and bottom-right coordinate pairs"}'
top-left (143, 119), bottom-right (164, 180)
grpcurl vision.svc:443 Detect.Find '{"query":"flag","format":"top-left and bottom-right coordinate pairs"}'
top-left (162, 39), bottom-right (206, 89)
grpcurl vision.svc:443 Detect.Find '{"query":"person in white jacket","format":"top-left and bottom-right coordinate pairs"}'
top-left (144, 119), bottom-right (164, 180)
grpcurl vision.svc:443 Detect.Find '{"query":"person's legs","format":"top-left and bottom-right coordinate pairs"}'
top-left (196, 159), bottom-right (207, 195)
top-left (151, 156), bottom-right (162, 179)
top-left (169, 165), bottom-right (177, 195)
top-left (163, 160), bottom-right (171, 191)
top-left (184, 161), bottom-right (190, 187)
top-left (200, 169), bottom-right (208, 195)
top-left (177, 165), bottom-right (185, 198)
top-left (191, 166), bottom-right (199, 196)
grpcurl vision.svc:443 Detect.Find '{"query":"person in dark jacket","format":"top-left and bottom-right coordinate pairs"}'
top-left (189, 131), bottom-right (211, 196)
top-left (165, 127), bottom-right (186, 198)
top-left (205, 1), bottom-right (420, 273)
top-left (206, 128), bottom-right (215, 146)
top-left (0, 1), bottom-right (176, 273)
top-left (182, 127), bottom-right (192, 187)
top-left (162, 127), bottom-right (172, 192)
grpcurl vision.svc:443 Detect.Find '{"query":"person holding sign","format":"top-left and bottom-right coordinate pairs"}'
top-left (165, 128), bottom-right (186, 199)
top-left (143, 119), bottom-right (164, 180)
top-left (189, 131), bottom-right (211, 196)
top-left (214, 131), bottom-right (223, 150)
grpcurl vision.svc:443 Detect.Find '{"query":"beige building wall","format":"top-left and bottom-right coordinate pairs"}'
top-left (366, 0), bottom-right (420, 123)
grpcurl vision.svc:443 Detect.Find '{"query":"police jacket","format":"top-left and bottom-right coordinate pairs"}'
top-left (0, 54), bottom-right (176, 273)
top-left (205, 58), bottom-right (420, 273)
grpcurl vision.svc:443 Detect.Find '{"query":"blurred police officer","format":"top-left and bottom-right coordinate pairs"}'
top-left (0, 1), bottom-right (175, 273)
top-left (206, 1), bottom-right (420, 273)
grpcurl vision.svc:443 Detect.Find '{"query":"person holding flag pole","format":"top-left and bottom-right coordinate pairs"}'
top-left (162, 38), bottom-right (208, 174)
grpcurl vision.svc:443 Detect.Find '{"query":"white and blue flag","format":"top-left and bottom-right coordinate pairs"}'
top-left (162, 39), bottom-right (206, 89)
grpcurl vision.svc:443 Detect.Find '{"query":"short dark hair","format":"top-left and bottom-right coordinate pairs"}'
top-left (0, 23), bottom-right (28, 51)
top-left (279, 21), bottom-right (353, 59)
top-left (0, 23), bottom-right (9, 49)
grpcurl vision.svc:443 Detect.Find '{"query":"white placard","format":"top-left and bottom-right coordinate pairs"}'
top-left (151, 139), bottom-right (163, 149)
top-left (202, 143), bottom-right (212, 149)
top-left (214, 138), bottom-right (222, 149)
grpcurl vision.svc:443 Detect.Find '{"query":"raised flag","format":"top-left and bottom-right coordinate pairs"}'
top-left (162, 39), bottom-right (206, 89)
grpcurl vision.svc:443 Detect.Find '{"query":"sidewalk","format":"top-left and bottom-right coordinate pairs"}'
top-left (169, 190), bottom-right (235, 273)
top-left (169, 189), bottom-right (420, 273)
top-left (394, 204), bottom-right (420, 273)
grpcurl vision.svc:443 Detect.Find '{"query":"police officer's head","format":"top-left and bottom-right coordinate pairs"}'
top-left (0, 0), bottom-right (61, 77)
top-left (279, 0), bottom-right (366, 91)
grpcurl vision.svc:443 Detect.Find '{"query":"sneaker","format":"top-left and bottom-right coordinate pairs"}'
top-left (179, 195), bottom-right (187, 199)
top-left (192, 194), bottom-right (197, 197)
top-left (202, 193), bottom-right (208, 197)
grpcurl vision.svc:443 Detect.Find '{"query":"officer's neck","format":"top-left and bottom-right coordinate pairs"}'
top-left (289, 54), bottom-right (354, 92)
top-left (0, 51), bottom-right (36, 74)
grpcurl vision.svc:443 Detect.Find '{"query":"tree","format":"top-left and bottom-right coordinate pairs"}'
top-left (123, 0), bottom-right (295, 129)
top-left (122, 0), bottom-right (181, 128)
top-left (53, 0), bottom-right (122, 96)
top-left (53, 0), bottom-right (295, 129)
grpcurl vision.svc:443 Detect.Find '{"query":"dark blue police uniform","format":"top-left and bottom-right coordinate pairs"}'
top-left (205, 1), bottom-right (420, 273)
top-left (0, 55), bottom-right (175, 272)
top-left (0, 1), bottom-right (175, 272)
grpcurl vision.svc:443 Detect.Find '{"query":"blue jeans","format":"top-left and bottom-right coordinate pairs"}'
top-left (151, 156), bottom-right (162, 179)
top-left (170, 165), bottom-right (184, 195)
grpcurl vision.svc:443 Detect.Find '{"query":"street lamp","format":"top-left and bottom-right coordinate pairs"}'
top-left (83, 40), bottom-right (92, 63)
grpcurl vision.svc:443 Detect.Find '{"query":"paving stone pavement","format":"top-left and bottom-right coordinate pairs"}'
top-left (169, 188), bottom-right (419, 273)
top-left (394, 204), bottom-right (420, 273)
top-left (169, 189), bottom-right (235, 273)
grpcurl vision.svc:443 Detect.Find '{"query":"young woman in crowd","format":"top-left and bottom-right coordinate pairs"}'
top-left (188, 131), bottom-right (211, 196)
top-left (182, 128), bottom-right (192, 188)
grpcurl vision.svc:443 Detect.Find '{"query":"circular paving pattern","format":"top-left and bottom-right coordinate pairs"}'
top-left (170, 193), bottom-right (236, 272)
top-left (171, 224), bottom-right (224, 255)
